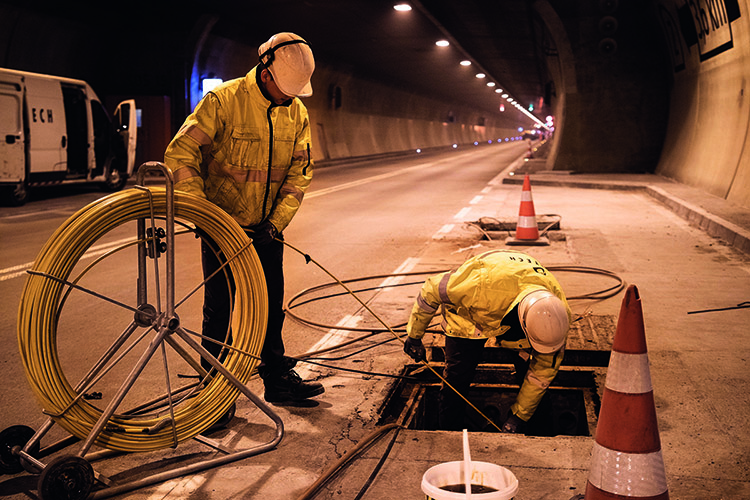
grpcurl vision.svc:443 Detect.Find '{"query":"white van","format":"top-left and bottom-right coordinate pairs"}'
top-left (0, 68), bottom-right (137, 205)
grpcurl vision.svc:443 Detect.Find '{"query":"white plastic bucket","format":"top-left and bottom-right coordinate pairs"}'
top-left (421, 460), bottom-right (518, 500)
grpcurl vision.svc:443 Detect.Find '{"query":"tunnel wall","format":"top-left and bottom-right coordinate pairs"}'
top-left (189, 34), bottom-right (532, 162)
top-left (537, 0), bottom-right (672, 175)
top-left (301, 66), bottom-right (525, 160)
top-left (194, 38), bottom-right (529, 162)
top-left (654, 0), bottom-right (750, 207)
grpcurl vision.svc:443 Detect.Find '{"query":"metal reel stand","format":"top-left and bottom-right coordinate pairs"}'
top-left (1, 162), bottom-right (284, 499)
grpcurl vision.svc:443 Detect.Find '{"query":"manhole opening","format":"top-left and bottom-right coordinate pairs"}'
top-left (473, 216), bottom-right (565, 241)
top-left (378, 348), bottom-right (608, 437)
top-left (475, 216), bottom-right (561, 233)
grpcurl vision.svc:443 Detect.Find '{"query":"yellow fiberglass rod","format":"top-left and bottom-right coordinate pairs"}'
top-left (17, 187), bottom-right (268, 452)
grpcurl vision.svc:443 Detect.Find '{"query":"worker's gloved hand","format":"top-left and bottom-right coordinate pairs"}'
top-left (403, 337), bottom-right (426, 362)
top-left (251, 221), bottom-right (278, 246)
top-left (501, 413), bottom-right (526, 434)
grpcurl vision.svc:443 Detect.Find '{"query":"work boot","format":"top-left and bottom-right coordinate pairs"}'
top-left (263, 369), bottom-right (325, 403)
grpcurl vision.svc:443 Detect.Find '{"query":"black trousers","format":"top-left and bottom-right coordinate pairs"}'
top-left (438, 336), bottom-right (487, 430)
top-left (438, 336), bottom-right (530, 430)
top-left (200, 233), bottom-right (286, 379)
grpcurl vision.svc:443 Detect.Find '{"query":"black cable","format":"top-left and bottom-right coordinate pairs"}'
top-left (352, 425), bottom-right (402, 500)
top-left (291, 279), bottom-right (425, 309)
top-left (303, 334), bottom-right (404, 361)
top-left (687, 301), bottom-right (750, 314)
top-left (285, 266), bottom-right (625, 334)
top-left (290, 357), bottom-right (422, 382)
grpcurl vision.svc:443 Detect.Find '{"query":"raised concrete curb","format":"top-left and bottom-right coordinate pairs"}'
top-left (502, 173), bottom-right (750, 255)
top-left (645, 185), bottom-right (750, 255)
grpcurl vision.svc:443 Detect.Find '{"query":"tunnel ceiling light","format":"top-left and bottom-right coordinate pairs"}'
top-left (501, 93), bottom-right (508, 98)
top-left (475, 73), bottom-right (485, 79)
top-left (393, 3), bottom-right (412, 11)
top-left (495, 88), bottom-right (503, 93)
top-left (436, 40), bottom-right (450, 47)
top-left (460, 60), bottom-right (471, 66)
top-left (486, 82), bottom-right (495, 87)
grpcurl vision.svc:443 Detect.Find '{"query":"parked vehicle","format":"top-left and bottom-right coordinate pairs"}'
top-left (0, 68), bottom-right (136, 205)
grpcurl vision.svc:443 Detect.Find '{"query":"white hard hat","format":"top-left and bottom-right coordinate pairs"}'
top-left (259, 32), bottom-right (315, 97)
top-left (518, 289), bottom-right (569, 353)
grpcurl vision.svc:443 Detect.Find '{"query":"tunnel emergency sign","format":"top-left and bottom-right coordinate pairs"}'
top-left (682, 0), bottom-right (741, 60)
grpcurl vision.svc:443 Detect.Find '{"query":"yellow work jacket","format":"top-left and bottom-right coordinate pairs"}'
top-left (406, 249), bottom-right (573, 421)
top-left (164, 66), bottom-right (313, 231)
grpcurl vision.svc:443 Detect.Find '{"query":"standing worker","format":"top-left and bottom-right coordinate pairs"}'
top-left (403, 250), bottom-right (572, 432)
top-left (165, 32), bottom-right (324, 404)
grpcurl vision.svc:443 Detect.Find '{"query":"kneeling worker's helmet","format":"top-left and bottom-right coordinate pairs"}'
top-left (518, 289), bottom-right (569, 353)
top-left (259, 32), bottom-right (315, 97)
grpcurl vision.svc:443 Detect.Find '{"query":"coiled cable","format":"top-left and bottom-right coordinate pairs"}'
top-left (17, 187), bottom-right (267, 452)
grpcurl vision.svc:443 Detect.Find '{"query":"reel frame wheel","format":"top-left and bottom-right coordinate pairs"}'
top-left (37, 455), bottom-right (94, 500)
top-left (0, 425), bottom-right (40, 475)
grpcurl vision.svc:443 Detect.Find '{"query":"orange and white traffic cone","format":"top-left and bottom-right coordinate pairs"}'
top-left (506, 174), bottom-right (549, 246)
top-left (585, 285), bottom-right (669, 500)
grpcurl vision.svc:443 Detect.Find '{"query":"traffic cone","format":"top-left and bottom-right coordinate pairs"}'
top-left (585, 285), bottom-right (669, 500)
top-left (506, 174), bottom-right (549, 246)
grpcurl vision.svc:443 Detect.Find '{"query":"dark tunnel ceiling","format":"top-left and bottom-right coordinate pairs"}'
top-left (8, 1), bottom-right (551, 124)
top-left (214, 0), bottom-right (551, 122)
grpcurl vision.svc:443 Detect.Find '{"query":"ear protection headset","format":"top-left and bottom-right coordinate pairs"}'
top-left (259, 39), bottom-right (312, 69)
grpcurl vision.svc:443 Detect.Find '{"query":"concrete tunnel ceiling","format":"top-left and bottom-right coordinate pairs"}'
top-left (201, 0), bottom-right (669, 140)
top-left (2, 1), bottom-right (563, 125)
top-left (2, 0), bottom-right (672, 173)
top-left (208, 0), bottom-right (558, 127)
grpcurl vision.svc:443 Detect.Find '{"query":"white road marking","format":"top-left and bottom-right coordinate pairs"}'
top-left (432, 224), bottom-right (454, 239)
top-left (377, 257), bottom-right (419, 292)
top-left (0, 236), bottom-right (136, 282)
top-left (453, 207), bottom-right (471, 220)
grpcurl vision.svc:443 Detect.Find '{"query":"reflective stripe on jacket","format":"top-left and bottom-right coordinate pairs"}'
top-left (164, 65), bottom-right (313, 231)
top-left (406, 249), bottom-right (573, 421)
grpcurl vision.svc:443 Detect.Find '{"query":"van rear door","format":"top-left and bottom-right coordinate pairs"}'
top-left (114, 100), bottom-right (137, 176)
top-left (0, 73), bottom-right (25, 184)
top-left (23, 76), bottom-right (67, 177)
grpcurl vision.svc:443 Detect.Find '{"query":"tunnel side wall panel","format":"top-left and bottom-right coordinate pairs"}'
top-left (655, 0), bottom-right (750, 207)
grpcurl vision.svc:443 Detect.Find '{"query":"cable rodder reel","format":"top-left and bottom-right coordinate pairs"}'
top-left (2, 162), bottom-right (284, 500)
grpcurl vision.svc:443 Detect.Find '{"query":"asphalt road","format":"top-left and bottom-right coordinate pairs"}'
top-left (2, 140), bottom-right (750, 499)
top-left (0, 141), bottom-right (529, 466)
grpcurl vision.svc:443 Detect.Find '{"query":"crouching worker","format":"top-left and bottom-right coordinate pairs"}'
top-left (403, 250), bottom-right (572, 433)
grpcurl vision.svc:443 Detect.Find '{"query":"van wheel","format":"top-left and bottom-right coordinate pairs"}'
top-left (102, 167), bottom-right (128, 192)
top-left (2, 182), bottom-right (28, 206)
